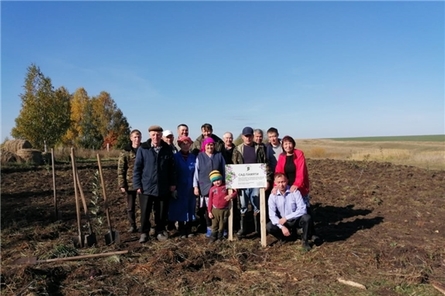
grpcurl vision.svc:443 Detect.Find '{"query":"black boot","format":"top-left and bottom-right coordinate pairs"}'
top-left (185, 222), bottom-right (194, 238)
top-left (253, 212), bottom-right (260, 236)
top-left (307, 206), bottom-right (318, 238)
top-left (302, 240), bottom-right (312, 252)
top-left (210, 231), bottom-right (218, 242)
top-left (236, 215), bottom-right (246, 238)
top-left (178, 222), bottom-right (187, 238)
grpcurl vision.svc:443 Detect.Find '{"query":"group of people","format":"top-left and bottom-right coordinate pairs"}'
top-left (117, 123), bottom-right (319, 251)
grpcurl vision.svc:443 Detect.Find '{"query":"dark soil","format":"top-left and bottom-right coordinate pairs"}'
top-left (1, 159), bottom-right (445, 295)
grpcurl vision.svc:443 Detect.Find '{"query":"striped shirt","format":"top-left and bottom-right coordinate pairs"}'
top-left (268, 186), bottom-right (307, 229)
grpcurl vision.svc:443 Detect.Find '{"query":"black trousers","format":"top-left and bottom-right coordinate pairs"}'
top-left (265, 187), bottom-right (272, 223)
top-left (266, 214), bottom-right (312, 241)
top-left (125, 191), bottom-right (138, 227)
top-left (139, 194), bottom-right (169, 234)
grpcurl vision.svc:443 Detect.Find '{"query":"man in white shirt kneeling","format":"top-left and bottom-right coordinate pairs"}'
top-left (267, 173), bottom-right (313, 251)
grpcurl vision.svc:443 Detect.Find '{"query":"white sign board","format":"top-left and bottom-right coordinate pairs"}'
top-left (225, 163), bottom-right (267, 189)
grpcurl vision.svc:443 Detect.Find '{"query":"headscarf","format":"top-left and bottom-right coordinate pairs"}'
top-left (201, 137), bottom-right (215, 152)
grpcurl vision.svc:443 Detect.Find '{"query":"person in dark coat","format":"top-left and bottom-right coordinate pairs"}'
top-left (169, 136), bottom-right (196, 238)
top-left (221, 132), bottom-right (235, 165)
top-left (133, 125), bottom-right (176, 243)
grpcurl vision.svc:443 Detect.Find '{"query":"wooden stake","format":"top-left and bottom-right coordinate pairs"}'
top-left (337, 278), bottom-right (366, 290)
top-left (260, 188), bottom-right (267, 247)
top-left (51, 148), bottom-right (58, 220)
top-left (432, 281), bottom-right (445, 295)
top-left (228, 189), bottom-right (234, 241)
top-left (13, 250), bottom-right (128, 265)
top-left (70, 148), bottom-right (83, 247)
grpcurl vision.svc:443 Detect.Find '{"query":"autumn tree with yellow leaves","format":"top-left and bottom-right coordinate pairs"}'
top-left (12, 64), bottom-right (71, 150)
top-left (13, 64), bottom-right (130, 150)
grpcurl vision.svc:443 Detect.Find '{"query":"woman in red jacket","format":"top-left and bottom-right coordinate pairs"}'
top-left (275, 136), bottom-right (310, 200)
top-left (275, 136), bottom-right (320, 242)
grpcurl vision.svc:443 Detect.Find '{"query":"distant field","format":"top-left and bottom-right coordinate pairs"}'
top-left (326, 134), bottom-right (445, 142)
top-left (296, 136), bottom-right (445, 170)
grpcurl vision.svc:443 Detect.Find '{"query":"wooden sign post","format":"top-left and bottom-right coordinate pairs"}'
top-left (259, 188), bottom-right (267, 247)
top-left (225, 164), bottom-right (268, 246)
top-left (228, 192), bottom-right (234, 241)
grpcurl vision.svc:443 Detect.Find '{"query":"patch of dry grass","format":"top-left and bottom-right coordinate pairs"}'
top-left (298, 139), bottom-right (445, 170)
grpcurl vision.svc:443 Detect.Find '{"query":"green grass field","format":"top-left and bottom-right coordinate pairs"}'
top-left (326, 134), bottom-right (445, 142)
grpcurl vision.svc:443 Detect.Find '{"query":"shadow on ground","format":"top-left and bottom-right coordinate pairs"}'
top-left (312, 203), bottom-right (383, 242)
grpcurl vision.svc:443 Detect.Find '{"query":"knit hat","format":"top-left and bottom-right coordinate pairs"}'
top-left (201, 137), bottom-right (215, 151)
top-left (209, 170), bottom-right (223, 183)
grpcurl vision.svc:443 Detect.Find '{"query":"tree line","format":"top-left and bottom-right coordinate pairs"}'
top-left (11, 64), bottom-right (130, 150)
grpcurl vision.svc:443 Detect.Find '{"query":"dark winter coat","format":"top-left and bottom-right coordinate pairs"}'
top-left (133, 139), bottom-right (176, 197)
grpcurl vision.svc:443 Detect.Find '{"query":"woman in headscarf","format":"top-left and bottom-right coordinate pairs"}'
top-left (193, 137), bottom-right (226, 237)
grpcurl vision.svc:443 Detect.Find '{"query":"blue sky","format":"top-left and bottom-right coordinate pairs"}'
top-left (1, 1), bottom-right (444, 142)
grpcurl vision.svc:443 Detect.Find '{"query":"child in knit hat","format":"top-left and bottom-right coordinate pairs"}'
top-left (208, 170), bottom-right (237, 242)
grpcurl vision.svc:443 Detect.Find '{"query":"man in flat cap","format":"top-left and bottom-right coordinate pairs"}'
top-left (134, 125), bottom-right (176, 243)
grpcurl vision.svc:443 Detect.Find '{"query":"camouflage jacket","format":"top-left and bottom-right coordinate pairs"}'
top-left (117, 144), bottom-right (139, 191)
top-left (190, 134), bottom-right (224, 155)
top-left (232, 143), bottom-right (273, 183)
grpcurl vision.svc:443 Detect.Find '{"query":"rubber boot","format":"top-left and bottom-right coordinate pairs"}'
top-left (253, 212), bottom-right (260, 237)
top-left (236, 215), bottom-right (246, 238)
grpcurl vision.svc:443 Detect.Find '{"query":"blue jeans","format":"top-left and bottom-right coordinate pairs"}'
top-left (239, 188), bottom-right (260, 214)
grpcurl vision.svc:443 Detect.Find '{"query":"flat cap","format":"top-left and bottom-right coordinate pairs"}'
top-left (148, 125), bottom-right (163, 132)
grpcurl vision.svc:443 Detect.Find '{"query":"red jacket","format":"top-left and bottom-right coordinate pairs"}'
top-left (208, 185), bottom-right (237, 212)
top-left (275, 149), bottom-right (310, 197)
